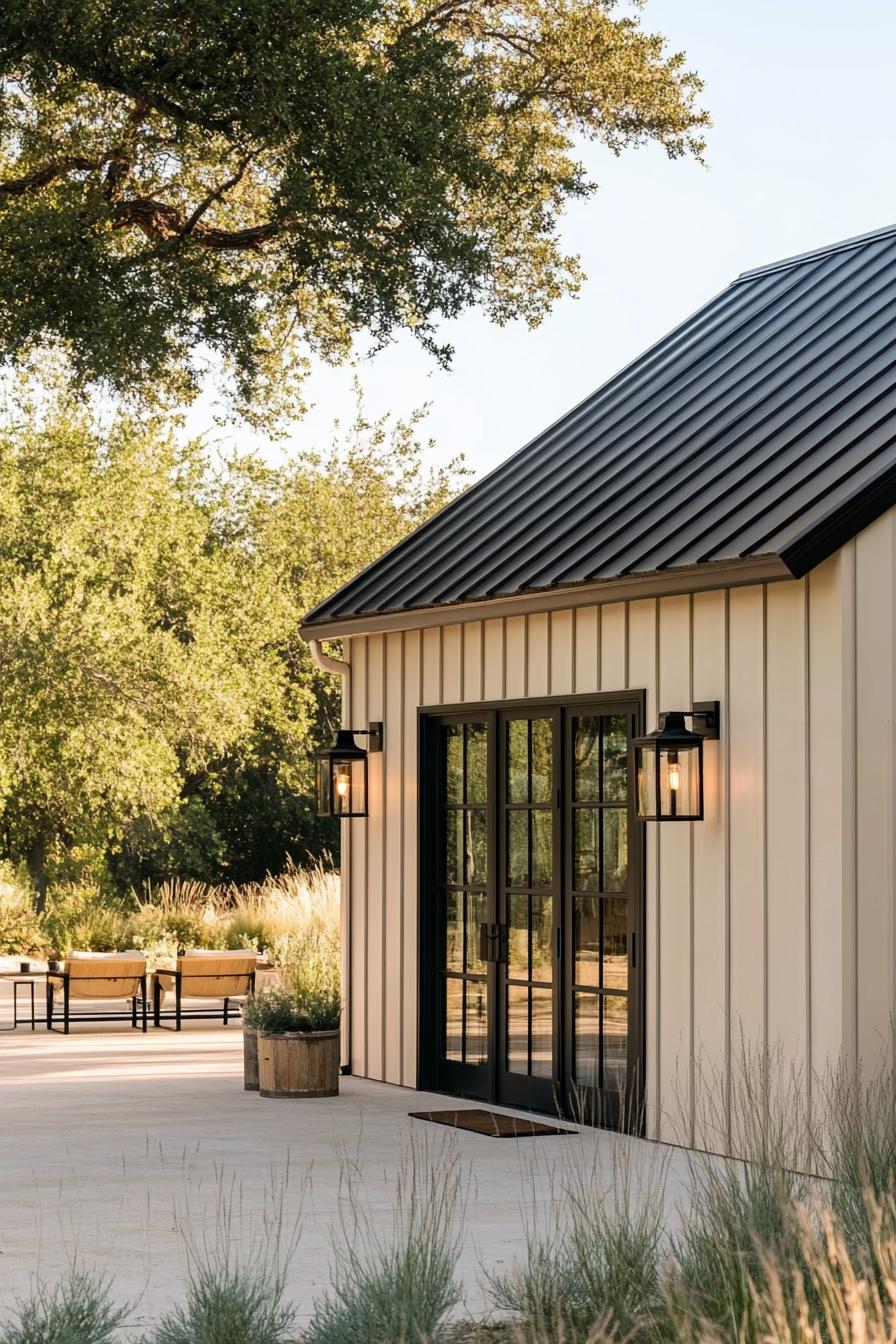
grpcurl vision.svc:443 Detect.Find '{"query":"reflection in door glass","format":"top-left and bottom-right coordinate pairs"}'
top-left (445, 891), bottom-right (464, 972)
top-left (574, 809), bottom-right (599, 890)
top-left (603, 994), bottom-right (628, 1092)
top-left (602, 900), bottom-right (628, 991)
top-left (466, 722), bottom-right (488, 803)
top-left (530, 719), bottom-right (553, 802)
top-left (602, 715), bottom-right (629, 801)
top-left (467, 890), bottom-right (488, 974)
top-left (573, 717), bottom-right (600, 801)
top-left (445, 978), bottom-right (463, 1061)
top-left (446, 808), bottom-right (488, 886)
top-left (574, 896), bottom-right (599, 986)
top-left (574, 992), bottom-right (599, 1089)
top-left (446, 725), bottom-right (463, 803)
top-left (530, 895), bottom-right (553, 983)
top-left (507, 894), bottom-right (529, 979)
top-left (507, 985), bottom-right (529, 1074)
top-left (465, 980), bottom-right (488, 1065)
top-left (531, 810), bottom-right (553, 887)
top-left (530, 988), bottom-right (553, 1077)
top-left (506, 809), bottom-right (529, 886)
top-left (602, 810), bottom-right (628, 891)
top-left (507, 720), bottom-right (529, 803)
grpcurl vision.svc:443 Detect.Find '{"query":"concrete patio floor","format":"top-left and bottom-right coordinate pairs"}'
top-left (0, 974), bottom-right (690, 1331)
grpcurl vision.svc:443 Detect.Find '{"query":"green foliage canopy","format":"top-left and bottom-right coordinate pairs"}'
top-left (0, 0), bottom-right (707, 422)
top-left (0, 393), bottom-right (460, 894)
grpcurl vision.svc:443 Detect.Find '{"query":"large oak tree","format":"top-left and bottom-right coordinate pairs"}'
top-left (0, 0), bottom-right (707, 423)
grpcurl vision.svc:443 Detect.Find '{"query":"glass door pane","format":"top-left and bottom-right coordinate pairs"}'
top-left (568, 711), bottom-right (634, 1118)
top-left (437, 721), bottom-right (490, 1068)
top-left (498, 712), bottom-right (558, 1108)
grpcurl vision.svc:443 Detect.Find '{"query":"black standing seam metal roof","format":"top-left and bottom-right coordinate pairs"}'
top-left (303, 222), bottom-right (896, 628)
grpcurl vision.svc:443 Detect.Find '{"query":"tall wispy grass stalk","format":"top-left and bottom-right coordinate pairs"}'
top-left (820, 1037), bottom-right (896, 1263)
top-left (488, 1138), bottom-right (669, 1344)
top-left (150, 1170), bottom-right (301, 1344)
top-left (666, 1038), bottom-right (815, 1341)
top-left (0, 1270), bottom-right (129, 1344)
top-left (304, 1137), bottom-right (463, 1344)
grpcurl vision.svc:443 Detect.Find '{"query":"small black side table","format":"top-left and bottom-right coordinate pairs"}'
top-left (0, 972), bottom-right (40, 1031)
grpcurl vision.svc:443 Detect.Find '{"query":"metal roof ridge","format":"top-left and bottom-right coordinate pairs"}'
top-left (734, 222), bottom-right (896, 285)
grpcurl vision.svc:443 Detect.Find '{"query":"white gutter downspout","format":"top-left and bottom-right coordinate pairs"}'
top-left (308, 639), bottom-right (352, 1074)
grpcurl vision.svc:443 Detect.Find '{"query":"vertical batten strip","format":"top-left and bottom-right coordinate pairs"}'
top-left (381, 635), bottom-right (389, 1078)
top-left (841, 542), bottom-right (858, 1065)
top-left (723, 588), bottom-right (732, 1145)
top-left (762, 585), bottom-right (769, 1057)
top-left (803, 578), bottom-right (812, 1118)
top-left (656, 594), bottom-right (693, 1142)
top-left (765, 581), bottom-right (809, 1084)
top-left (691, 588), bottom-right (728, 1148)
top-left (688, 594), bottom-right (695, 1149)
top-left (627, 598), bottom-right (659, 1138)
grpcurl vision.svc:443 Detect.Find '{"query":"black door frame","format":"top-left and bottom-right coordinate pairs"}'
top-left (417, 690), bottom-right (645, 1129)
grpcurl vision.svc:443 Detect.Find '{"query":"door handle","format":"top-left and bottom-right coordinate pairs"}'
top-left (479, 923), bottom-right (508, 964)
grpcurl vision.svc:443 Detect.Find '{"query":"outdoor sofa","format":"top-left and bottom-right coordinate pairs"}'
top-left (152, 950), bottom-right (257, 1030)
top-left (46, 952), bottom-right (148, 1033)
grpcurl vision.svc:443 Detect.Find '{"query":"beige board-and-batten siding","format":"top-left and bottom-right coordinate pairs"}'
top-left (341, 507), bottom-right (896, 1145)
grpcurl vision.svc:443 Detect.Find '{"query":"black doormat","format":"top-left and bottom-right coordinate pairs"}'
top-left (409, 1107), bottom-right (574, 1138)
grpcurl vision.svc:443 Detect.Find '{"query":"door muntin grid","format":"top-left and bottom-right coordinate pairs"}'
top-left (439, 720), bottom-right (489, 1066)
top-left (570, 713), bottom-right (631, 1097)
top-left (502, 714), bottom-right (556, 1080)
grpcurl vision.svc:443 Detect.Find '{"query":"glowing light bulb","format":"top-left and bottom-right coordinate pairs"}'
top-left (336, 773), bottom-right (350, 798)
top-left (668, 757), bottom-right (680, 791)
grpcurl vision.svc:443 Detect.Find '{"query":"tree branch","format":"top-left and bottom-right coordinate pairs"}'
top-left (112, 196), bottom-right (279, 251)
top-left (0, 156), bottom-right (104, 196)
top-left (182, 155), bottom-right (253, 235)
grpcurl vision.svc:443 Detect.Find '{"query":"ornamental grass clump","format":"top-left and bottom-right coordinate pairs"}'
top-left (0, 1270), bottom-right (129, 1344)
top-left (151, 1173), bottom-right (299, 1344)
top-left (664, 1041), bottom-right (816, 1342)
top-left (303, 1139), bottom-right (463, 1344)
top-left (820, 1043), bottom-right (896, 1264)
top-left (487, 1139), bottom-right (669, 1344)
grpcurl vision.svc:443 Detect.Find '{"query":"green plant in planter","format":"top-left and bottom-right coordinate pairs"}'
top-left (242, 988), bottom-right (314, 1035)
top-left (244, 976), bottom-right (340, 1035)
top-left (277, 928), bottom-right (341, 1032)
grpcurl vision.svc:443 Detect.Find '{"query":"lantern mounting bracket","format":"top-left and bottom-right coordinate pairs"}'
top-left (345, 721), bottom-right (383, 752)
top-left (658, 701), bottom-right (719, 740)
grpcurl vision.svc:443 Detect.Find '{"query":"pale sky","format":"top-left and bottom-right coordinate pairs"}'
top-left (199, 0), bottom-right (896, 481)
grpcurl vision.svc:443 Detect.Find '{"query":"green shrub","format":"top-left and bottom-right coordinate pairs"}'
top-left (222, 913), bottom-right (269, 952)
top-left (0, 1270), bottom-right (129, 1344)
top-left (42, 885), bottom-right (132, 955)
top-left (242, 987), bottom-right (313, 1034)
top-left (0, 894), bottom-right (46, 956)
top-left (304, 1141), bottom-right (462, 1344)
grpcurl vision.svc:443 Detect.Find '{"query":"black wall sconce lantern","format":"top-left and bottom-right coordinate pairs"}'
top-left (314, 722), bottom-right (383, 818)
top-left (632, 702), bottom-right (719, 822)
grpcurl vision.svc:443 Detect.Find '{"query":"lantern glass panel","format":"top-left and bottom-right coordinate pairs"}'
top-left (316, 756), bottom-right (332, 815)
top-left (332, 755), bottom-right (366, 816)
top-left (636, 747), bottom-right (658, 818)
top-left (659, 746), bottom-right (700, 818)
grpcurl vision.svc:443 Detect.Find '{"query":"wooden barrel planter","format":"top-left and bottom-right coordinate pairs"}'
top-left (243, 1027), bottom-right (259, 1091)
top-left (258, 1029), bottom-right (340, 1098)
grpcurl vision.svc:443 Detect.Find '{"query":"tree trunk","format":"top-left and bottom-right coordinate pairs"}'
top-left (27, 835), bottom-right (49, 914)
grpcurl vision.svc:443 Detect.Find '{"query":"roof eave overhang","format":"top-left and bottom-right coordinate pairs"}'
top-left (300, 555), bottom-right (792, 642)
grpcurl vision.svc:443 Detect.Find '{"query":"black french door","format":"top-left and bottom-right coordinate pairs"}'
top-left (419, 695), bottom-right (644, 1128)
